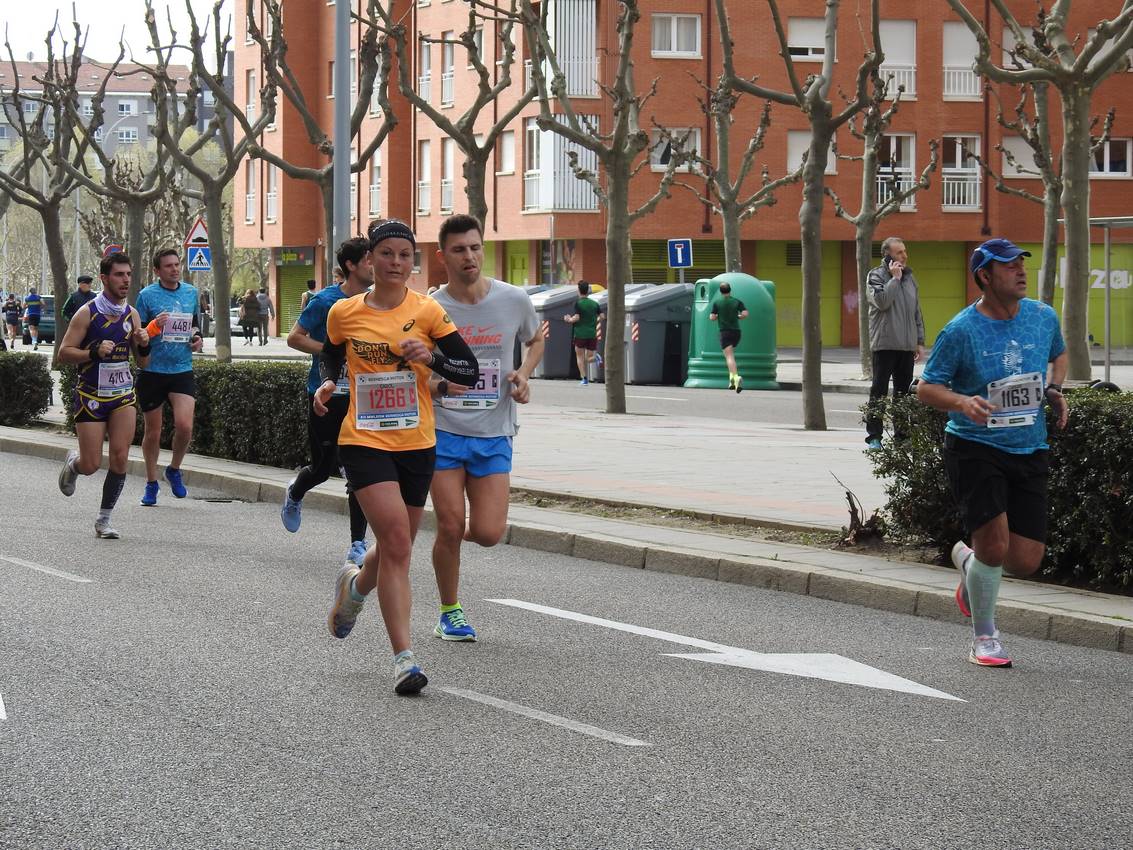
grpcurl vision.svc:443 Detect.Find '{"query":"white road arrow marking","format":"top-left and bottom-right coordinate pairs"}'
top-left (0, 555), bottom-right (91, 583)
top-left (0, 692), bottom-right (6, 720)
top-left (488, 598), bottom-right (962, 702)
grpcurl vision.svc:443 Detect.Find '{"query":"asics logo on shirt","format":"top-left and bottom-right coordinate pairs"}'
top-left (402, 319), bottom-right (416, 332)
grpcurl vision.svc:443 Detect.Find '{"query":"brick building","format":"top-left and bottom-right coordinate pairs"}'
top-left (234, 1), bottom-right (1133, 346)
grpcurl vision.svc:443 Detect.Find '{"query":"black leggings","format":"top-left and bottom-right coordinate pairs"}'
top-left (241, 322), bottom-right (255, 342)
top-left (291, 394), bottom-right (368, 542)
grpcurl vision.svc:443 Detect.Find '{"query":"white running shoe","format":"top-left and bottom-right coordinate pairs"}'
top-left (58, 450), bottom-right (79, 497)
top-left (94, 517), bottom-right (120, 539)
top-left (950, 541), bottom-right (973, 618)
top-left (969, 633), bottom-right (1012, 668)
top-left (393, 650), bottom-right (428, 695)
top-left (327, 564), bottom-right (365, 639)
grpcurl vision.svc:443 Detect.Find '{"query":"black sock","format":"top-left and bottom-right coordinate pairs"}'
top-left (100, 471), bottom-right (127, 511)
top-left (290, 465), bottom-right (319, 501)
top-left (348, 492), bottom-right (368, 542)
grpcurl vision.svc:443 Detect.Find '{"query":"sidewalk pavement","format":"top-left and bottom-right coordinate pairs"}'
top-left (5, 390), bottom-right (1132, 655)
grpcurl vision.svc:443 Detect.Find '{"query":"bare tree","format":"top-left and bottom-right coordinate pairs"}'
top-left (144, 0), bottom-right (277, 363)
top-left (945, 0), bottom-right (1133, 380)
top-left (721, 0), bottom-right (882, 430)
top-left (0, 19), bottom-right (110, 359)
top-left (825, 76), bottom-right (939, 378)
top-left (246, 0), bottom-right (393, 281)
top-left (378, 1), bottom-right (535, 227)
top-left (521, 0), bottom-right (683, 414)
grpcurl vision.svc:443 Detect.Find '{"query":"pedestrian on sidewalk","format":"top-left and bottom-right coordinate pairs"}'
top-left (239, 289), bottom-right (259, 346)
top-left (56, 252), bottom-right (151, 539)
top-left (300, 279), bottom-right (317, 312)
top-left (256, 288), bottom-right (275, 345)
top-left (916, 238), bottom-right (1068, 669)
top-left (564, 280), bottom-right (602, 385)
top-left (709, 281), bottom-right (749, 393)
top-left (865, 237), bottom-right (925, 449)
top-left (427, 213), bottom-right (544, 642)
top-left (61, 275), bottom-right (96, 323)
top-left (3, 294), bottom-right (20, 349)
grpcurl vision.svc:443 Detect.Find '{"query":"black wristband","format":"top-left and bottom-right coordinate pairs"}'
top-left (437, 380), bottom-right (449, 397)
top-left (1046, 383), bottom-right (1063, 395)
top-left (88, 341), bottom-right (103, 362)
top-left (137, 342), bottom-right (151, 356)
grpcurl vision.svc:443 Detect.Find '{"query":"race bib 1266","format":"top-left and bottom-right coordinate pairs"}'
top-left (355, 371), bottom-right (419, 430)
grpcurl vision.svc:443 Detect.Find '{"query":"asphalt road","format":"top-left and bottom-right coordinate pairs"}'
top-left (2, 452), bottom-right (1131, 849)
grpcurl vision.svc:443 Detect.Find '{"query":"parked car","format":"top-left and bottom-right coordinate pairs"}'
top-left (22, 295), bottom-right (55, 345)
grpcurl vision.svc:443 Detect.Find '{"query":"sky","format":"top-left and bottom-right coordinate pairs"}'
top-left (3, 0), bottom-right (229, 67)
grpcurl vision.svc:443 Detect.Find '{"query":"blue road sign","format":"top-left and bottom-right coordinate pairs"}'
top-left (186, 246), bottom-right (212, 272)
top-left (667, 238), bottom-right (693, 269)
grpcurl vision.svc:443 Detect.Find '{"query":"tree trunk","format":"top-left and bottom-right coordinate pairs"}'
top-left (1038, 183), bottom-right (1060, 306)
top-left (721, 198), bottom-right (743, 273)
top-left (799, 126), bottom-right (831, 431)
top-left (126, 198), bottom-right (147, 303)
top-left (204, 189), bottom-right (232, 364)
top-left (856, 224), bottom-right (875, 379)
top-left (41, 202), bottom-right (71, 365)
top-left (463, 154), bottom-right (490, 229)
top-left (603, 163), bottom-right (630, 415)
top-left (1060, 89), bottom-right (1093, 381)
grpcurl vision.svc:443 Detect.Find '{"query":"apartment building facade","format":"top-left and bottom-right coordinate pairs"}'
top-left (234, 1), bottom-right (1133, 346)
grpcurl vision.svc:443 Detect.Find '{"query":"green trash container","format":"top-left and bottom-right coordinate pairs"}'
top-left (684, 272), bottom-right (778, 390)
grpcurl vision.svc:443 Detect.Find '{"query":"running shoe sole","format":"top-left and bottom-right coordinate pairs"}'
top-left (327, 565), bottom-right (362, 639)
top-left (58, 450), bottom-right (79, 497)
top-left (968, 651), bottom-right (1012, 668)
top-left (394, 669), bottom-right (428, 695)
top-left (433, 623), bottom-right (477, 642)
top-left (95, 526), bottom-right (121, 539)
top-left (950, 541), bottom-right (973, 618)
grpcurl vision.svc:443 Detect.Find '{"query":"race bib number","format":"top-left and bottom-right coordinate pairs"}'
top-left (163, 312), bottom-right (192, 344)
top-left (441, 358), bottom-right (501, 410)
top-left (356, 371), bottom-right (419, 430)
top-left (97, 361), bottom-right (133, 397)
top-left (333, 362), bottom-right (350, 396)
top-left (987, 371), bottom-right (1043, 428)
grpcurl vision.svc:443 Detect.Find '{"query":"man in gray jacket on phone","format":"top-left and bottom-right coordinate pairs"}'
top-left (865, 236), bottom-right (925, 449)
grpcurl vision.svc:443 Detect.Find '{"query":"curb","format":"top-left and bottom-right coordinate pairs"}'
top-left (3, 432), bottom-right (1130, 656)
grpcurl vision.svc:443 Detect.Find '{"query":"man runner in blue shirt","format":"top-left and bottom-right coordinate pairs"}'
top-left (916, 239), bottom-right (1068, 669)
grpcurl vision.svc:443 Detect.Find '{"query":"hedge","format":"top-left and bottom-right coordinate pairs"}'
top-left (0, 352), bottom-right (54, 426)
top-left (867, 390), bottom-right (1133, 594)
top-left (59, 359), bottom-right (311, 469)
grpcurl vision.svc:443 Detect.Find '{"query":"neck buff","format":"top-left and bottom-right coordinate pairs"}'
top-left (94, 292), bottom-right (129, 318)
top-left (368, 219), bottom-right (416, 249)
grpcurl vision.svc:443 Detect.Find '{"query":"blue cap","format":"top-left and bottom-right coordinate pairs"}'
top-left (970, 238), bottom-right (1031, 276)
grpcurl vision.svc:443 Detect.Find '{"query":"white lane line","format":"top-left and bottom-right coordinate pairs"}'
top-left (439, 687), bottom-right (651, 748)
top-left (831, 409), bottom-right (865, 414)
top-left (0, 555), bottom-right (92, 584)
top-left (627, 395), bottom-right (688, 402)
top-left (0, 693), bottom-right (6, 720)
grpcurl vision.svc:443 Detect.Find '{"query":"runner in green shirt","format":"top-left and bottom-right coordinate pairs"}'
top-left (709, 282), bottom-right (749, 392)
top-left (564, 280), bottom-right (603, 385)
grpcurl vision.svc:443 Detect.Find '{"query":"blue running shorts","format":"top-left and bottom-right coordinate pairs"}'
top-left (434, 430), bottom-right (513, 477)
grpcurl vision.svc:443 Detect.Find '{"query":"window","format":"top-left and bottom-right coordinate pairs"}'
top-left (941, 135), bottom-right (981, 209)
top-left (350, 174), bottom-right (357, 219)
top-left (1091, 139), bottom-right (1131, 177)
top-left (328, 59), bottom-right (336, 99)
top-left (349, 49), bottom-right (357, 100)
top-left (497, 130), bottom-right (515, 174)
top-left (417, 139), bottom-right (432, 213)
top-left (878, 21), bottom-right (916, 98)
top-left (117, 127), bottom-right (138, 144)
top-left (651, 14), bottom-right (700, 58)
top-left (525, 117), bottom-right (541, 172)
top-left (0, 125), bottom-right (8, 149)
top-left (942, 23), bottom-right (981, 100)
top-left (22, 100), bottom-right (37, 116)
top-left (441, 33), bottom-right (455, 106)
top-left (245, 160), bottom-right (257, 222)
top-left (1000, 135), bottom-right (1037, 179)
top-left (93, 127), bottom-right (104, 142)
top-left (117, 100), bottom-right (137, 116)
top-left (203, 89), bottom-right (216, 107)
top-left (418, 41), bottom-right (432, 102)
top-left (369, 155), bottom-right (382, 216)
top-left (246, 69), bottom-right (257, 120)
top-left (265, 164), bottom-right (278, 222)
top-left (650, 128), bottom-right (701, 171)
top-left (787, 130), bottom-right (836, 175)
top-left (877, 134), bottom-right (916, 209)
top-left (81, 98), bottom-right (93, 117)
top-left (788, 18), bottom-right (830, 61)
top-left (440, 138), bottom-right (455, 212)
top-left (1001, 26), bottom-right (1036, 69)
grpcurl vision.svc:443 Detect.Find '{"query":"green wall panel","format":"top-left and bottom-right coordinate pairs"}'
top-left (754, 240), bottom-right (843, 347)
top-left (903, 241), bottom-right (968, 346)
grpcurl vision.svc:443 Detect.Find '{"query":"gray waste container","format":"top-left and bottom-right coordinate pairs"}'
top-left (624, 283), bottom-right (694, 385)
top-left (514, 285), bottom-right (552, 366)
top-left (530, 285), bottom-right (581, 379)
top-left (585, 283), bottom-right (649, 383)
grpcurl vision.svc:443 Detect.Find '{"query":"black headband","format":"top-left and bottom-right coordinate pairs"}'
top-left (368, 220), bottom-right (416, 249)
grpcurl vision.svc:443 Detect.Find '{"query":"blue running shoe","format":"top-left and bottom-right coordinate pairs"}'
top-left (328, 564), bottom-right (365, 639)
top-left (140, 480), bottom-right (159, 507)
top-left (346, 539), bottom-right (369, 566)
top-left (164, 466), bottom-right (187, 498)
top-left (434, 607), bottom-right (477, 642)
top-left (393, 650), bottom-right (427, 695)
top-left (280, 480), bottom-right (302, 533)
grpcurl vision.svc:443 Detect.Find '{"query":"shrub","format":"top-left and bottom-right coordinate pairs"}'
top-left (59, 358), bottom-right (310, 469)
top-left (868, 390), bottom-right (1133, 593)
top-left (0, 353), bottom-right (53, 425)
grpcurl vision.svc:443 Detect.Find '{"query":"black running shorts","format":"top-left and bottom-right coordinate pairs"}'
top-left (719, 330), bottom-right (741, 350)
top-left (136, 370), bottom-right (197, 412)
top-left (943, 433), bottom-right (1050, 543)
top-left (338, 444), bottom-right (435, 507)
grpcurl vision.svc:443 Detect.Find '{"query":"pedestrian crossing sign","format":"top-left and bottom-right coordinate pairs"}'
top-left (187, 246), bottom-right (212, 272)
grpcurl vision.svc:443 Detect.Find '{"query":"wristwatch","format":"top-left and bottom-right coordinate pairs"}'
top-left (437, 380), bottom-right (449, 397)
top-left (1045, 383), bottom-right (1063, 396)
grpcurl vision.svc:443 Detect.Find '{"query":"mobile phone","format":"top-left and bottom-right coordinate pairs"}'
top-left (883, 255), bottom-right (893, 269)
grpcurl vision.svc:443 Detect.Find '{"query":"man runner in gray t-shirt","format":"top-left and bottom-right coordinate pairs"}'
top-left (429, 214), bottom-right (544, 641)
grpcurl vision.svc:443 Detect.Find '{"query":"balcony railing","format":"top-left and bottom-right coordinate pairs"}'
top-left (524, 56), bottom-right (600, 98)
top-left (440, 71), bottom-right (454, 106)
top-left (942, 172), bottom-right (981, 209)
top-left (417, 180), bottom-right (431, 213)
top-left (943, 65), bottom-right (982, 100)
top-left (369, 182), bottom-right (381, 216)
top-left (244, 192), bottom-right (256, 223)
top-left (440, 178), bottom-right (454, 212)
top-left (246, 102), bottom-right (256, 121)
top-left (265, 190), bottom-right (277, 222)
top-left (876, 172), bottom-right (916, 210)
top-left (880, 63), bottom-right (916, 98)
top-left (417, 73), bottom-right (431, 103)
top-left (523, 170), bottom-right (542, 210)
